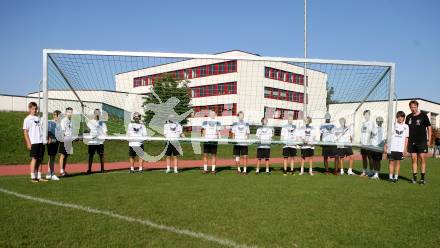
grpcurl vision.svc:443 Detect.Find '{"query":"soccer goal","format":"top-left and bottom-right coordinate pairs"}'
top-left (40, 49), bottom-right (395, 151)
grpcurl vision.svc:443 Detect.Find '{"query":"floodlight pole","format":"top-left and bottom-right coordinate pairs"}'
top-left (303, 0), bottom-right (308, 119)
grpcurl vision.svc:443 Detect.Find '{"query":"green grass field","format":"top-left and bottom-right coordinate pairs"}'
top-left (0, 111), bottom-right (324, 165)
top-left (1, 158), bottom-right (440, 247)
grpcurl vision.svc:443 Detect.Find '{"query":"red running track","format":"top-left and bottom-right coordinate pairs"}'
top-left (0, 155), bottom-right (363, 176)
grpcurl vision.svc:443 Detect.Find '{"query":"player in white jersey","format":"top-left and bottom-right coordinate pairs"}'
top-left (281, 114), bottom-right (298, 175)
top-left (201, 111), bottom-right (222, 174)
top-left (256, 117), bottom-right (274, 174)
top-left (86, 109), bottom-right (107, 174)
top-left (299, 117), bottom-right (316, 175)
top-left (45, 110), bottom-right (61, 180)
top-left (369, 116), bottom-right (385, 180)
top-left (23, 102), bottom-right (46, 182)
top-left (384, 111), bottom-right (409, 183)
top-left (164, 115), bottom-right (185, 173)
top-left (335, 118), bottom-right (355, 175)
top-left (127, 112), bottom-right (147, 173)
top-left (230, 111), bottom-right (250, 175)
top-left (320, 113), bottom-right (339, 175)
top-left (59, 107), bottom-right (74, 176)
top-left (360, 110), bottom-right (374, 176)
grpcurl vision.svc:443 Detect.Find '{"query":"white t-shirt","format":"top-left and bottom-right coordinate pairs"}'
top-left (281, 124), bottom-right (298, 148)
top-left (360, 120), bottom-right (374, 145)
top-left (60, 117), bottom-right (74, 142)
top-left (231, 121), bottom-right (250, 146)
top-left (371, 125), bottom-right (385, 147)
top-left (164, 122), bottom-right (183, 139)
top-left (202, 118), bottom-right (221, 139)
top-left (336, 126), bottom-right (352, 144)
top-left (299, 125), bottom-right (316, 149)
top-left (127, 122), bottom-right (147, 147)
top-left (23, 115), bottom-right (43, 144)
top-left (389, 122), bottom-right (409, 153)
top-left (256, 126), bottom-right (273, 149)
top-left (320, 123), bottom-right (337, 143)
top-left (87, 120), bottom-right (107, 145)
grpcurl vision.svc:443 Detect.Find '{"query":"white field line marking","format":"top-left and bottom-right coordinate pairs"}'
top-left (0, 188), bottom-right (256, 248)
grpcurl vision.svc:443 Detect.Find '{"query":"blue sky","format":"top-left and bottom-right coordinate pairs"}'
top-left (0, 0), bottom-right (439, 101)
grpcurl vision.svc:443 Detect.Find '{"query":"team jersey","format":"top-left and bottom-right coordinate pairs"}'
top-left (164, 122), bottom-right (183, 139)
top-left (23, 115), bottom-right (43, 144)
top-left (281, 123), bottom-right (298, 148)
top-left (405, 112), bottom-right (431, 143)
top-left (371, 125), bottom-right (385, 147)
top-left (48, 119), bottom-right (60, 141)
top-left (127, 122), bottom-right (147, 147)
top-left (389, 122), bottom-right (409, 153)
top-left (335, 126), bottom-right (352, 144)
top-left (320, 123), bottom-right (337, 143)
top-left (299, 125), bottom-right (316, 149)
top-left (360, 121), bottom-right (374, 145)
top-left (87, 119), bottom-right (107, 145)
top-left (202, 118), bottom-right (221, 140)
top-left (231, 121), bottom-right (250, 146)
top-left (256, 126), bottom-right (273, 149)
top-left (60, 117), bottom-right (74, 142)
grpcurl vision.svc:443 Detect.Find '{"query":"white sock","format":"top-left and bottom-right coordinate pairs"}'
top-left (308, 168), bottom-right (312, 173)
top-left (130, 166), bottom-right (134, 171)
top-left (256, 168), bottom-right (260, 173)
top-left (212, 165), bottom-right (216, 171)
top-left (37, 172), bottom-right (42, 179)
top-left (340, 169), bottom-right (344, 173)
top-left (394, 174), bottom-right (398, 180)
top-left (237, 167), bottom-right (241, 172)
top-left (60, 169), bottom-right (64, 174)
top-left (139, 167), bottom-right (143, 171)
top-left (30, 173), bottom-right (36, 179)
top-left (266, 168), bottom-right (269, 173)
top-left (348, 168), bottom-right (352, 172)
top-left (203, 164), bottom-right (208, 171)
top-left (300, 167), bottom-right (304, 174)
top-left (389, 174), bottom-right (393, 179)
top-left (243, 167), bottom-right (247, 173)
top-left (167, 165), bottom-right (170, 171)
top-left (374, 172), bottom-right (379, 177)
top-left (174, 166), bottom-right (178, 172)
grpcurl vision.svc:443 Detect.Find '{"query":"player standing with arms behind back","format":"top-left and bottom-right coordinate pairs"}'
top-left (127, 112), bottom-right (147, 173)
top-left (405, 100), bottom-right (432, 184)
top-left (385, 111), bottom-right (409, 183)
top-left (164, 115), bottom-right (185, 174)
top-left (335, 117), bottom-right (355, 175)
top-left (23, 102), bottom-right (45, 182)
top-left (59, 107), bottom-right (74, 176)
top-left (255, 117), bottom-right (273, 174)
top-left (230, 111), bottom-right (250, 175)
top-left (299, 117), bottom-right (316, 175)
top-left (201, 111), bottom-right (222, 174)
top-left (281, 114), bottom-right (298, 175)
top-left (86, 109), bottom-right (107, 174)
top-left (46, 110), bottom-right (61, 180)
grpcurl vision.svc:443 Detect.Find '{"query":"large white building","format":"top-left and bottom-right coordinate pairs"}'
top-left (114, 50), bottom-right (327, 126)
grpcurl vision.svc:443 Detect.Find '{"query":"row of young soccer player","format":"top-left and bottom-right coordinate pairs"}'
top-left (23, 101), bottom-right (424, 183)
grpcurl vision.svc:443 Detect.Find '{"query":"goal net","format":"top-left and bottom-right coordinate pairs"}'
top-left (39, 49), bottom-right (395, 154)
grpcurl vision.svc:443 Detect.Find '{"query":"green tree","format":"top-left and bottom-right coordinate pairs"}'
top-left (326, 85), bottom-right (337, 110)
top-left (142, 73), bottom-right (192, 125)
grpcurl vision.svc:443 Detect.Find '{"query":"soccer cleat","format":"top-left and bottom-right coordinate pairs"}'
top-left (129, 169), bottom-right (135, 173)
top-left (347, 170), bottom-right (355, 176)
top-left (388, 178), bottom-right (394, 183)
top-left (360, 172), bottom-right (366, 177)
top-left (283, 172), bottom-right (287, 176)
top-left (419, 180), bottom-right (426, 185)
top-left (138, 169), bottom-right (143, 173)
top-left (309, 172), bottom-right (314, 176)
top-left (60, 172), bottom-right (67, 177)
top-left (411, 179), bottom-right (417, 184)
top-left (325, 170), bottom-right (330, 175)
top-left (202, 170), bottom-right (209, 174)
top-left (86, 170), bottom-right (92, 174)
top-left (299, 172), bottom-right (304, 176)
top-left (211, 170), bottom-right (217, 174)
top-left (38, 178), bottom-right (48, 182)
top-left (370, 174), bottom-right (379, 180)
top-left (165, 169), bottom-right (171, 174)
top-left (242, 172), bottom-right (248, 176)
top-left (340, 171), bottom-right (345, 176)
top-left (174, 170), bottom-right (179, 174)
top-left (51, 174), bottom-right (60, 181)
top-left (30, 178), bottom-right (39, 183)
top-left (45, 174), bottom-right (52, 180)
top-left (393, 179), bottom-right (398, 183)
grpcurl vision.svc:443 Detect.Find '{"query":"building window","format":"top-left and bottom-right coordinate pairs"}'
top-left (191, 82), bottom-right (237, 98)
top-left (264, 87), bottom-right (304, 103)
top-left (264, 66), bottom-right (305, 85)
top-left (264, 106), bottom-right (300, 120)
top-left (193, 103), bottom-right (237, 116)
